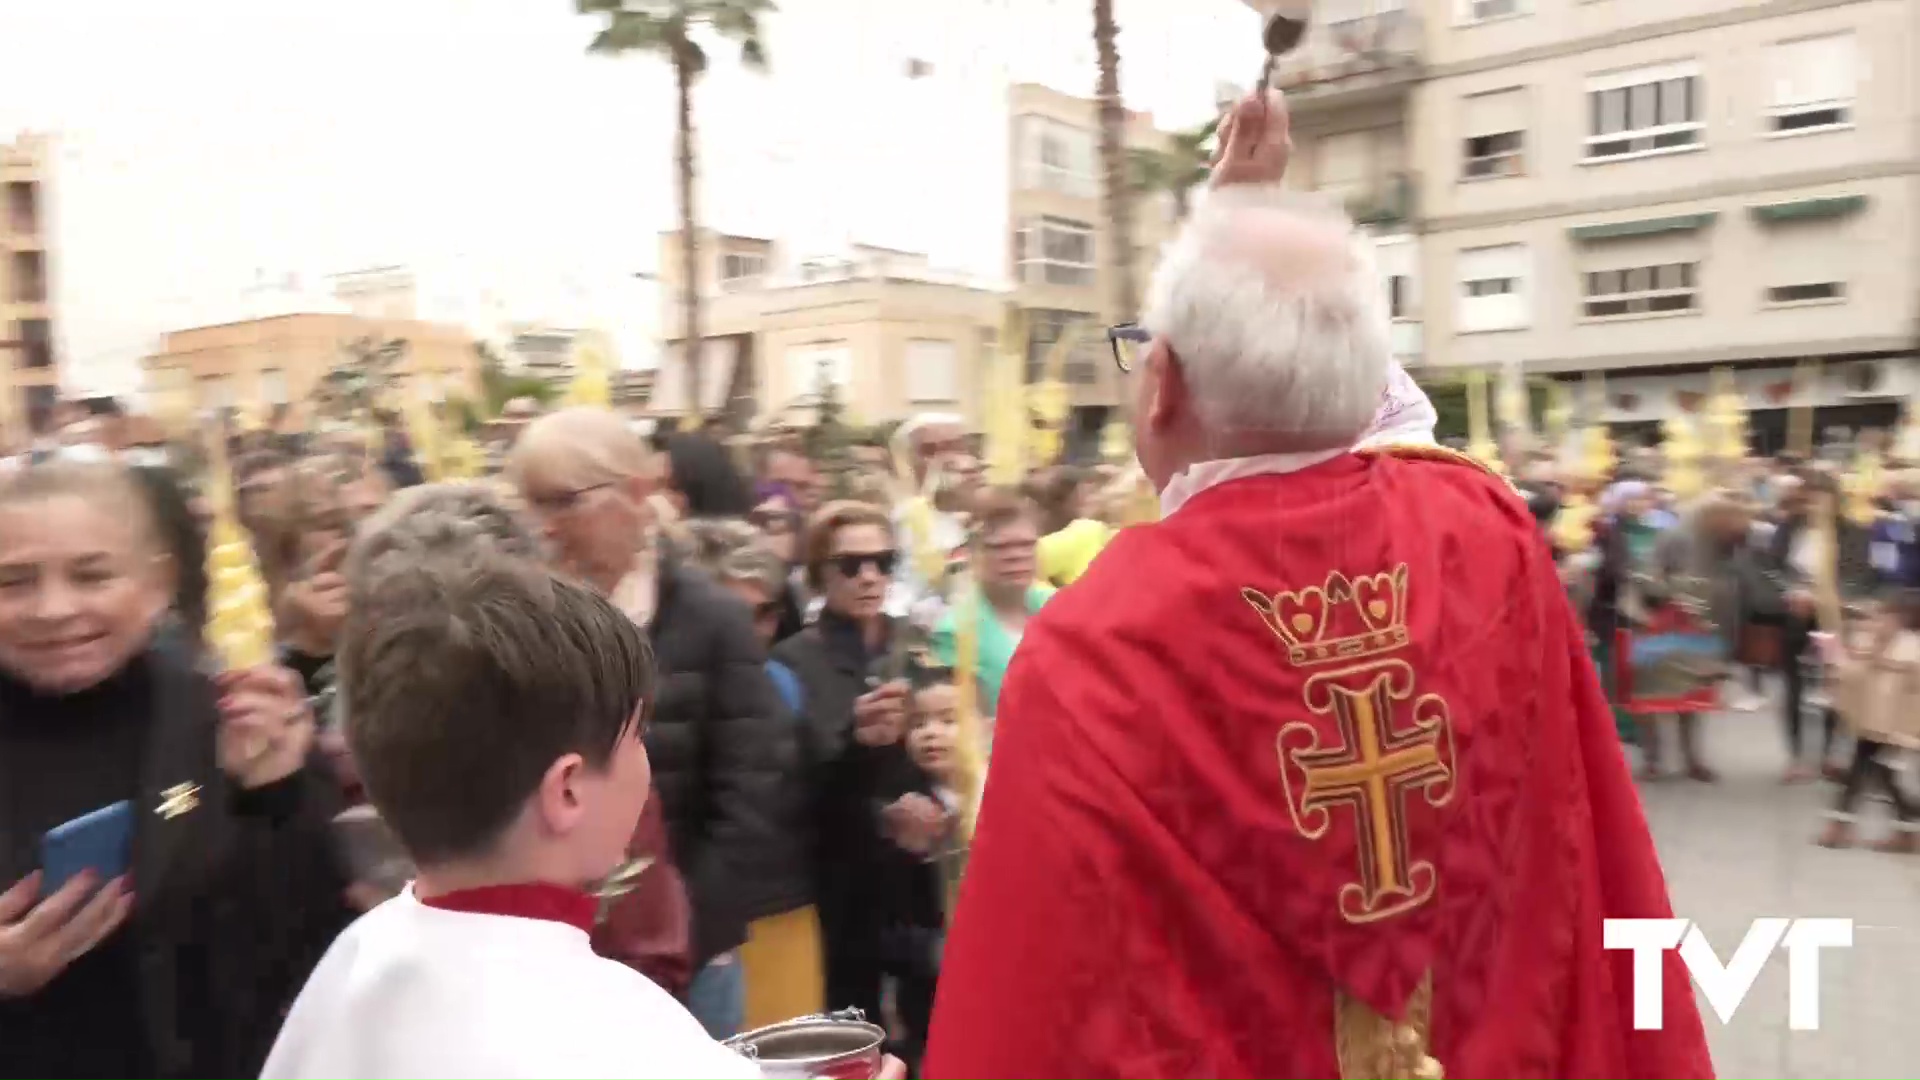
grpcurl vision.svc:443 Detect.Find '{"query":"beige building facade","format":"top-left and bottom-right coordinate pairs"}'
top-left (1005, 82), bottom-right (1179, 417)
top-left (145, 313), bottom-right (478, 415)
top-left (1, 134), bottom-right (57, 434)
top-left (1265, 1), bottom-right (1427, 366)
top-left (1414, 0), bottom-right (1920, 439)
top-left (653, 233), bottom-right (1005, 424)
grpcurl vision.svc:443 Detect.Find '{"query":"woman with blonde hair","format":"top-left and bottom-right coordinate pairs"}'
top-left (509, 407), bottom-right (798, 1039)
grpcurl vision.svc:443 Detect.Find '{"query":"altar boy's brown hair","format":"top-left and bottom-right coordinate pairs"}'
top-left (338, 549), bottom-right (655, 865)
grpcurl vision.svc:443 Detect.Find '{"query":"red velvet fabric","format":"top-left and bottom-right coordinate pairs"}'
top-left (924, 453), bottom-right (1714, 1079)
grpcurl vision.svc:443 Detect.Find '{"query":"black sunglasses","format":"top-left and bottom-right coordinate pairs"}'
top-left (1108, 323), bottom-right (1150, 373)
top-left (753, 600), bottom-right (783, 619)
top-left (830, 549), bottom-right (898, 578)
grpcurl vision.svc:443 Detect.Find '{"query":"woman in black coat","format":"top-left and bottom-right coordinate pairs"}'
top-left (0, 459), bottom-right (351, 1077)
top-left (510, 408), bottom-right (797, 1038)
top-left (772, 501), bottom-right (944, 1071)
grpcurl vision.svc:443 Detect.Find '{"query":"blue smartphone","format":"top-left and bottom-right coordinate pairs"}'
top-left (40, 801), bottom-right (134, 894)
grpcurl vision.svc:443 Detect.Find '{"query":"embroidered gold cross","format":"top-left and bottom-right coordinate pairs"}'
top-left (1280, 659), bottom-right (1456, 924)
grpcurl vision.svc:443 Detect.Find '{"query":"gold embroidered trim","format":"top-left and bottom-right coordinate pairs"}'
top-left (1336, 972), bottom-right (1444, 1080)
top-left (1356, 443), bottom-right (1501, 478)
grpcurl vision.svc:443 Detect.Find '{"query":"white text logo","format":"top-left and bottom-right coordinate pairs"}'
top-left (1602, 918), bottom-right (1852, 1030)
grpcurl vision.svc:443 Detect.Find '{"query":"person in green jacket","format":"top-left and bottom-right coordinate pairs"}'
top-left (931, 488), bottom-right (1053, 720)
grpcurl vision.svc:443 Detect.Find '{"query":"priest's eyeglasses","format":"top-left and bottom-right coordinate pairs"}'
top-left (1108, 323), bottom-right (1150, 373)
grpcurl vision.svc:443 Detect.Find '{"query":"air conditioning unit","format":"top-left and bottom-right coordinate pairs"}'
top-left (1841, 359), bottom-right (1888, 398)
top-left (1472, 0), bottom-right (1519, 19)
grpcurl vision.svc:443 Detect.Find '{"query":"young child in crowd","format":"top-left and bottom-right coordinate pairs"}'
top-left (1818, 590), bottom-right (1920, 853)
top-left (262, 549), bottom-right (759, 1078)
top-left (903, 665), bottom-right (967, 918)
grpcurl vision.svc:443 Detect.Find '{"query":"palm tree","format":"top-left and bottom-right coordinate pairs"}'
top-left (575, 0), bottom-right (773, 425)
top-left (1092, 0), bottom-right (1134, 323)
top-left (1127, 117), bottom-right (1219, 223)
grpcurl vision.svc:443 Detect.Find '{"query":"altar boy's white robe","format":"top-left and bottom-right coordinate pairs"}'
top-left (262, 884), bottom-right (758, 1080)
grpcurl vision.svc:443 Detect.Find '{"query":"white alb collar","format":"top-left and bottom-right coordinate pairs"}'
top-left (1158, 449), bottom-right (1348, 517)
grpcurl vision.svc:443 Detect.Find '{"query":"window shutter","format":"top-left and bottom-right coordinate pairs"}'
top-left (1463, 88), bottom-right (1525, 137)
top-left (1315, 131), bottom-right (1371, 198)
top-left (1771, 35), bottom-right (1854, 108)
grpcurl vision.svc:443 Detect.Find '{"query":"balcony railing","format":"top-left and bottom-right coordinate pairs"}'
top-left (1271, 10), bottom-right (1424, 101)
top-left (1345, 172), bottom-right (1418, 230)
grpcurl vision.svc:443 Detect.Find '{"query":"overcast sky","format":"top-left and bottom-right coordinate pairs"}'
top-left (0, 0), bottom-right (1256, 395)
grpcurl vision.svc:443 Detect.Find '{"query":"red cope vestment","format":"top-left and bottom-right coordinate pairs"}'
top-left (923, 450), bottom-right (1713, 1079)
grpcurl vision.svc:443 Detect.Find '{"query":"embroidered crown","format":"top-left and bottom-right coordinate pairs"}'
top-left (1242, 564), bottom-right (1410, 668)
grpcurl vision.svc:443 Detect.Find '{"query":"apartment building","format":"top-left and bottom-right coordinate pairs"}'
top-left (1263, 0), bottom-right (1427, 366)
top-left (1415, 0), bottom-right (1920, 445)
top-left (1006, 82), bottom-right (1179, 441)
top-left (1, 134), bottom-right (58, 436)
top-left (653, 230), bottom-right (1004, 425)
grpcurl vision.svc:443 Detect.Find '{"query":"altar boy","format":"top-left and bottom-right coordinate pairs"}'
top-left (262, 552), bottom-right (756, 1079)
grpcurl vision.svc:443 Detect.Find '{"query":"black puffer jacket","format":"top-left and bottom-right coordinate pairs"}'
top-left (645, 556), bottom-right (803, 966)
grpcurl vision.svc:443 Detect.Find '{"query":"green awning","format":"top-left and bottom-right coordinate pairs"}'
top-left (1568, 213), bottom-right (1717, 242)
top-left (1749, 195), bottom-right (1867, 223)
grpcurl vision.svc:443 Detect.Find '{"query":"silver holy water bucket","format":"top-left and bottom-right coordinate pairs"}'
top-left (724, 1009), bottom-right (887, 1080)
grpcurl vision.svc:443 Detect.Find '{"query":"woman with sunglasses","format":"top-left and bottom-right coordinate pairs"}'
top-left (771, 501), bottom-right (946, 1074)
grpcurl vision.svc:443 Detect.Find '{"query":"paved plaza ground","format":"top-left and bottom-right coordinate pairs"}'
top-left (1637, 706), bottom-right (1920, 1078)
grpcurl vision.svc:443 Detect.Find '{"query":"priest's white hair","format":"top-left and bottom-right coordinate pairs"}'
top-left (1141, 183), bottom-right (1392, 451)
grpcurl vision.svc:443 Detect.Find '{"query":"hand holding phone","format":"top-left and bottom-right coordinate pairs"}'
top-left (40, 801), bottom-right (133, 895)
top-left (0, 871), bottom-right (134, 998)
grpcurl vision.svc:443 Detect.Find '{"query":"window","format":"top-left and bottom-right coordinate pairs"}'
top-left (1767, 282), bottom-right (1845, 304)
top-left (1582, 263), bottom-right (1698, 318)
top-left (1018, 218), bottom-right (1096, 288)
top-left (1025, 309), bottom-right (1093, 383)
top-left (259, 368), bottom-right (288, 404)
top-left (905, 339), bottom-right (959, 403)
top-left (1767, 35), bottom-right (1856, 133)
top-left (1586, 63), bottom-right (1703, 160)
top-left (719, 252), bottom-right (766, 284)
top-left (785, 343), bottom-right (852, 400)
top-left (18, 318), bottom-right (51, 369)
top-left (1456, 245), bottom-right (1529, 332)
top-left (199, 375), bottom-right (235, 410)
top-left (1457, 0), bottom-right (1522, 23)
top-left (1019, 116), bottom-right (1096, 197)
top-left (1388, 275), bottom-right (1411, 319)
top-left (9, 251), bottom-right (45, 303)
top-left (1461, 88), bottom-right (1525, 179)
top-left (5, 182), bottom-right (37, 235)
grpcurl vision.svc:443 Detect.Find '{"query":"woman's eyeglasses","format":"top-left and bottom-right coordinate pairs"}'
top-left (1108, 323), bottom-right (1151, 373)
top-left (524, 483), bottom-right (612, 515)
top-left (829, 549), bottom-right (899, 578)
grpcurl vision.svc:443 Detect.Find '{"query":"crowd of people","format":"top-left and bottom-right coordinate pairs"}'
top-left (2, 85), bottom-right (1908, 1079)
top-left (1522, 452), bottom-right (1919, 852)
top-left (0, 372), bottom-right (1167, 1076)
